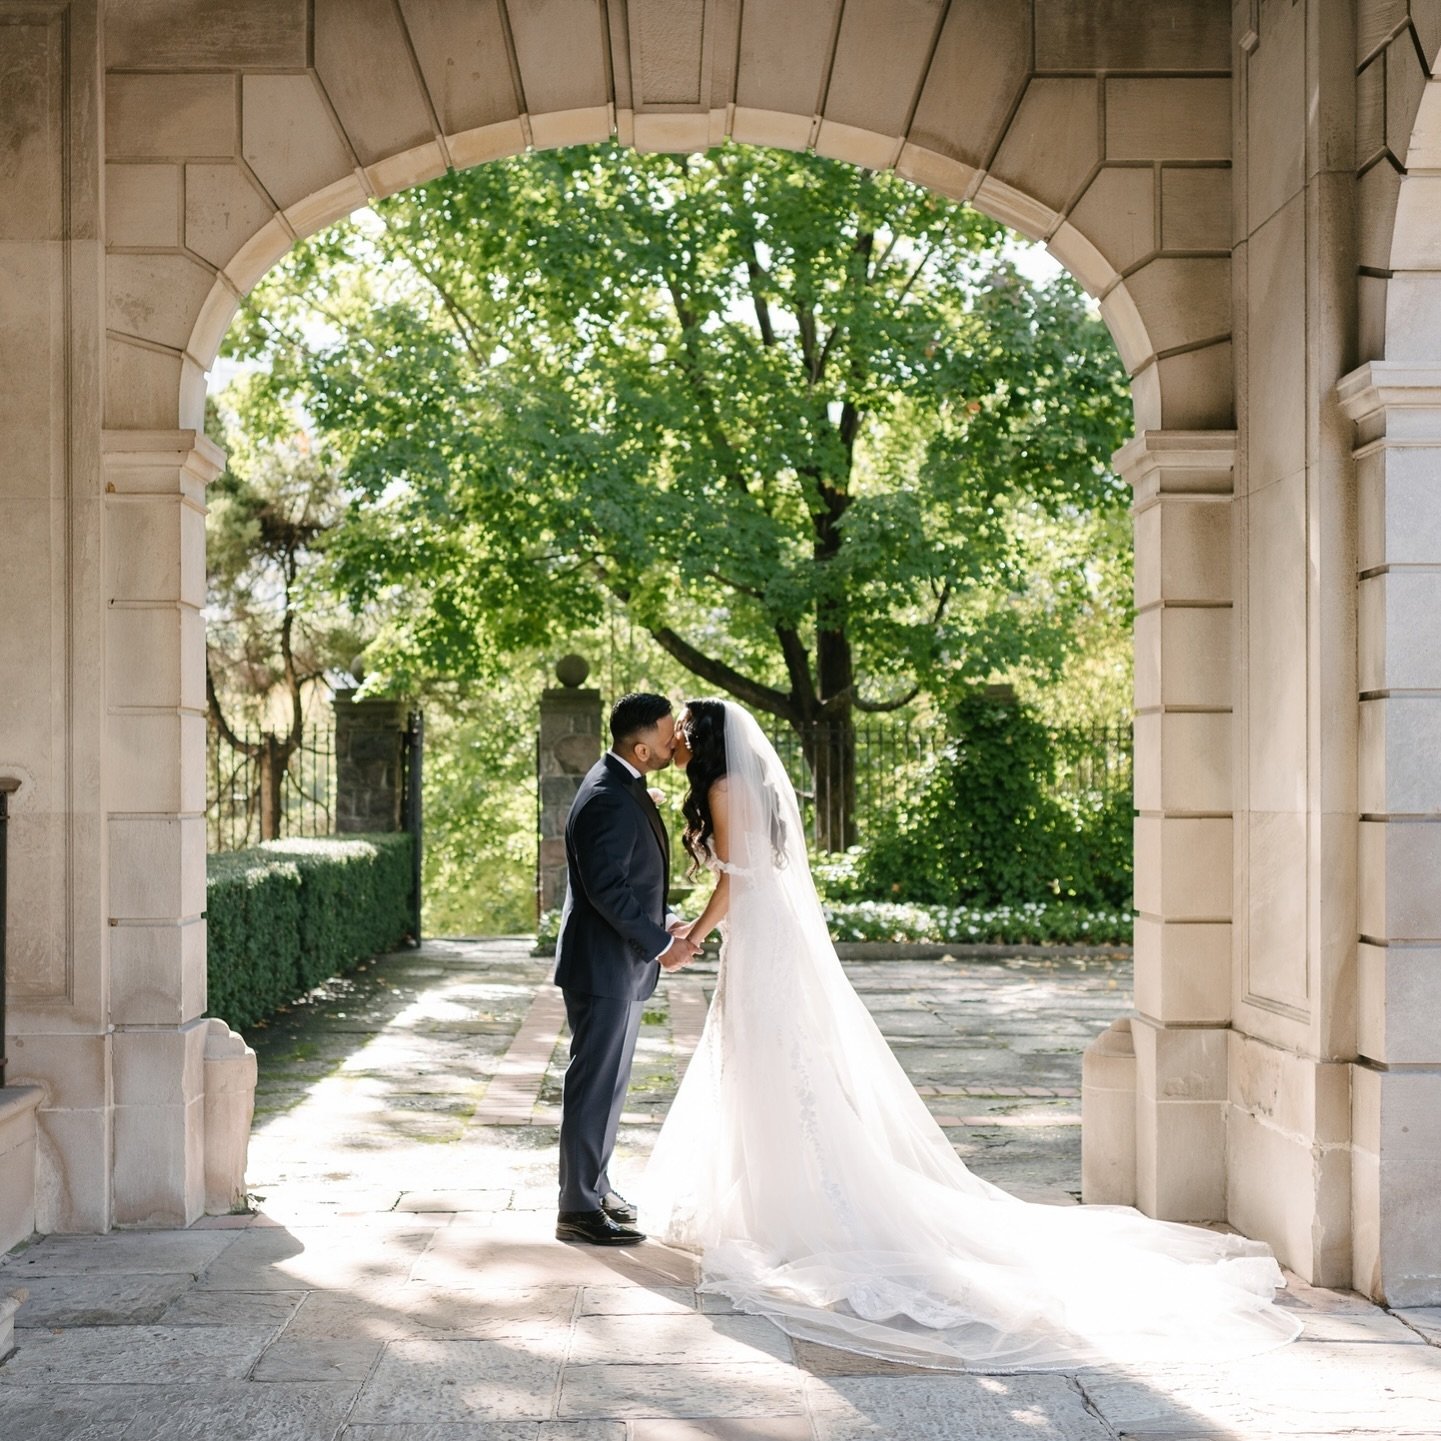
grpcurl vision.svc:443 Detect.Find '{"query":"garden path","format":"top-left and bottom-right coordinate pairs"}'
top-left (2, 939), bottom-right (1438, 1439)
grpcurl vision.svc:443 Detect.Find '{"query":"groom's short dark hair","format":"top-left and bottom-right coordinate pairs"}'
top-left (610, 692), bottom-right (672, 747)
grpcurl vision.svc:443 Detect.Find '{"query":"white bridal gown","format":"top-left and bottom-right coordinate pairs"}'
top-left (641, 701), bottom-right (1302, 1372)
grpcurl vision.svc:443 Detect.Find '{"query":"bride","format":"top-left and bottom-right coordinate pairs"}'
top-left (641, 697), bottom-right (1302, 1372)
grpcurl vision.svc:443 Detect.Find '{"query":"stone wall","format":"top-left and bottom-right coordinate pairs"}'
top-left (334, 695), bottom-right (409, 835)
top-left (537, 684), bottom-right (602, 916)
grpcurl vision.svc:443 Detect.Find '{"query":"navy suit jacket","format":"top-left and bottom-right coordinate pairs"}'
top-left (554, 754), bottom-right (671, 1001)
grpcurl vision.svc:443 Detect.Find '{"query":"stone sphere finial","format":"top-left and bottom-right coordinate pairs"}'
top-left (555, 654), bottom-right (590, 688)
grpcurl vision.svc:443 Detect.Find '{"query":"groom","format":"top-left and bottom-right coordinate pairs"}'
top-left (553, 692), bottom-right (700, 1245)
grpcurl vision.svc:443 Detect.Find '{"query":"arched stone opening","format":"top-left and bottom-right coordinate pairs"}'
top-left (8, 0), bottom-right (1295, 1288)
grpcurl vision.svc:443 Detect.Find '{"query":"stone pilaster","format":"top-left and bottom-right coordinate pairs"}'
top-left (1340, 362), bottom-right (1441, 1305)
top-left (334, 695), bottom-right (408, 834)
top-left (538, 665), bottom-right (602, 916)
top-left (1114, 430), bottom-right (1236, 1220)
top-left (103, 429), bottom-right (220, 1227)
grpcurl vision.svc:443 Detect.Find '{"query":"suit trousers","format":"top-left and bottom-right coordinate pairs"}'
top-left (558, 989), bottom-right (645, 1212)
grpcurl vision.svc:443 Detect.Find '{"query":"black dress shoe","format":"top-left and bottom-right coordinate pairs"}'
top-left (600, 1191), bottom-right (638, 1225)
top-left (556, 1209), bottom-right (645, 1246)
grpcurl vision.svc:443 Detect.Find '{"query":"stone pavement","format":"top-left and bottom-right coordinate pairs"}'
top-left (2, 938), bottom-right (1440, 1440)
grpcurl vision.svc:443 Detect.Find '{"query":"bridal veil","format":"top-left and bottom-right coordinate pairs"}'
top-left (642, 701), bottom-right (1301, 1370)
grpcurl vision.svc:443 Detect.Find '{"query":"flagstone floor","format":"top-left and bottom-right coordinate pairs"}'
top-left (3, 938), bottom-right (1439, 1439)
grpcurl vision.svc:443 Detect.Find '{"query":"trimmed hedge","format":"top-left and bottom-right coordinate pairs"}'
top-left (207, 834), bottom-right (414, 1030)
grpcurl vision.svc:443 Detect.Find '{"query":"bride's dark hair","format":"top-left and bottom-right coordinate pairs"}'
top-left (681, 697), bottom-right (788, 876)
top-left (680, 698), bottom-right (728, 878)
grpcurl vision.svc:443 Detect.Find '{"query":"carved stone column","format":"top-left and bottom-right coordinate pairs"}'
top-left (537, 658), bottom-right (602, 917)
top-left (1340, 362), bottom-right (1441, 1304)
top-left (1113, 431), bottom-right (1236, 1220)
top-left (103, 429), bottom-right (220, 1227)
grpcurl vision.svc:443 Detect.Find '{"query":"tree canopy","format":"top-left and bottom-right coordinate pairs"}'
top-left (225, 141), bottom-right (1133, 844)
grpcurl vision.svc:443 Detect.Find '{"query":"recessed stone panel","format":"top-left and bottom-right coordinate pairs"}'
top-left (1160, 167), bottom-right (1231, 251)
top-left (106, 74), bottom-right (237, 160)
top-left (398, 0), bottom-right (519, 136)
top-left (106, 253), bottom-right (216, 353)
top-left (241, 74), bottom-right (357, 215)
top-left (1359, 696), bottom-right (1441, 815)
top-left (1244, 808), bottom-right (1309, 1012)
top-left (184, 163), bottom-right (277, 272)
top-left (314, 0), bottom-right (437, 168)
top-left (106, 0), bottom-right (307, 68)
top-left (505, 0), bottom-right (611, 115)
top-left (989, 79), bottom-right (1100, 213)
top-left (1359, 817), bottom-right (1441, 939)
top-left (823, 0), bottom-right (946, 139)
top-left (1246, 194), bottom-right (1306, 492)
top-left (1154, 340), bottom-right (1235, 431)
top-left (1034, 0), bottom-right (1230, 71)
top-left (106, 164), bottom-right (181, 249)
top-left (906, 0), bottom-right (1030, 171)
top-left (1387, 30), bottom-right (1431, 162)
top-left (1068, 167), bottom-right (1156, 274)
top-left (1106, 78), bottom-right (1230, 162)
top-left (1358, 941), bottom-right (1441, 1064)
top-left (1124, 257), bottom-right (1230, 355)
top-left (1246, 0), bottom-right (1306, 228)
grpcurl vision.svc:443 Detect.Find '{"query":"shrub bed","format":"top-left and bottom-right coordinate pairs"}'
top-left (532, 897), bottom-right (1130, 955)
top-left (207, 834), bottom-right (414, 1030)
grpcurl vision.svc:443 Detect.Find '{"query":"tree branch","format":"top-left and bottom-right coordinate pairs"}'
top-left (853, 682), bottom-right (921, 714)
top-left (665, 279), bottom-right (752, 494)
top-left (776, 625), bottom-right (817, 715)
top-left (373, 209), bottom-right (490, 369)
top-left (206, 655), bottom-right (259, 756)
top-left (746, 243), bottom-right (776, 347)
top-left (648, 625), bottom-right (797, 721)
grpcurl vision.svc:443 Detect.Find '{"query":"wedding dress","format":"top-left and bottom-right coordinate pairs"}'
top-left (641, 701), bottom-right (1301, 1371)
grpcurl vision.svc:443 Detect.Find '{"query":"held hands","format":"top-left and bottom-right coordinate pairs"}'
top-left (661, 935), bottom-right (701, 970)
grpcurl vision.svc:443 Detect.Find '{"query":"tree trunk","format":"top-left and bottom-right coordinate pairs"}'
top-left (257, 733), bottom-right (287, 841)
top-left (802, 713), bottom-right (857, 852)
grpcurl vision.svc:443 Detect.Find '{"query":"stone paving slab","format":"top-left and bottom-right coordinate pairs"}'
top-left (557, 1360), bottom-right (809, 1419)
top-left (4, 940), bottom-right (1440, 1439)
top-left (9, 1270), bottom-right (195, 1326)
top-left (343, 1427), bottom-right (625, 1440)
top-left (350, 1337), bottom-right (564, 1422)
top-left (806, 1373), bottom-right (1110, 1440)
top-left (0, 1322), bottom-right (276, 1385)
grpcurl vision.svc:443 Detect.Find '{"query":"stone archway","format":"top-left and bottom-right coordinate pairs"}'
top-left (11, 0), bottom-right (1435, 1306)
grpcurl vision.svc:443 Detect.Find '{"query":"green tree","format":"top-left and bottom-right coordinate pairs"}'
top-left (205, 393), bottom-right (362, 839)
top-left (228, 142), bottom-right (1131, 847)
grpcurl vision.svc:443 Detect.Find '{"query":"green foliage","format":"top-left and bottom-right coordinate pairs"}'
top-left (227, 142), bottom-right (1132, 723)
top-left (206, 835), bottom-right (413, 1030)
top-left (857, 693), bottom-right (1132, 909)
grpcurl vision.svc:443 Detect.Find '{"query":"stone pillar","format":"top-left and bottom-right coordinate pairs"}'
top-left (1223, 0), bottom-right (1357, 1289)
top-left (334, 694), bottom-right (408, 834)
top-left (103, 429), bottom-right (220, 1227)
top-left (538, 657), bottom-right (602, 916)
top-left (1339, 362), bottom-right (1441, 1305)
top-left (1114, 430), bottom-right (1236, 1220)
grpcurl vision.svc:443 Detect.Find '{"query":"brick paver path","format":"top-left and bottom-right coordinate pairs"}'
top-left (3, 938), bottom-right (1440, 1439)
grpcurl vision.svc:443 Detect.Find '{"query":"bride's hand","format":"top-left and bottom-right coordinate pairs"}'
top-left (666, 917), bottom-right (693, 939)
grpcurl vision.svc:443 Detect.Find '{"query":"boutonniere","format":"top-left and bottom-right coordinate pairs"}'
top-left (647, 787), bottom-right (666, 806)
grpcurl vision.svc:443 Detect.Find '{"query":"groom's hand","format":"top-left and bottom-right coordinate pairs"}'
top-left (660, 935), bottom-right (700, 970)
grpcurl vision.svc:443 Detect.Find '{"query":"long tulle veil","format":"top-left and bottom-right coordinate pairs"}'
top-left (642, 701), bottom-right (1301, 1371)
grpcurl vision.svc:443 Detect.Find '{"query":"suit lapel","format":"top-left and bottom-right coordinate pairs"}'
top-left (604, 755), bottom-right (670, 887)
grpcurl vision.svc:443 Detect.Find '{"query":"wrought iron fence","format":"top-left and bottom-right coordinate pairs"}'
top-left (665, 717), bottom-right (1132, 866)
top-left (207, 721), bottom-right (337, 853)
